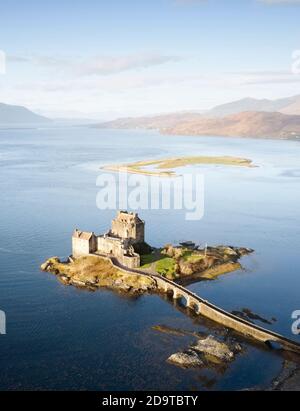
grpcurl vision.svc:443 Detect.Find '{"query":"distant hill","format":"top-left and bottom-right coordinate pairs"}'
top-left (96, 110), bottom-right (300, 140)
top-left (0, 103), bottom-right (51, 124)
top-left (94, 112), bottom-right (204, 131)
top-left (53, 118), bottom-right (100, 126)
top-left (94, 95), bottom-right (300, 136)
top-left (207, 95), bottom-right (300, 117)
top-left (164, 111), bottom-right (300, 139)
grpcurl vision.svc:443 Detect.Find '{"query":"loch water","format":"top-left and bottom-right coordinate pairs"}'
top-left (0, 126), bottom-right (299, 390)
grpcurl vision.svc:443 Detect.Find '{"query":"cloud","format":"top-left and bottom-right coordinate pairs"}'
top-left (13, 72), bottom-right (204, 95)
top-left (7, 55), bottom-right (30, 63)
top-left (237, 70), bottom-right (300, 85)
top-left (7, 54), bottom-right (72, 70)
top-left (77, 53), bottom-right (182, 76)
top-left (7, 52), bottom-right (182, 76)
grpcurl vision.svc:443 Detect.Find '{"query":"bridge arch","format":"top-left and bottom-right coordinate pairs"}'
top-left (187, 299), bottom-right (201, 314)
top-left (178, 294), bottom-right (189, 308)
top-left (165, 287), bottom-right (174, 298)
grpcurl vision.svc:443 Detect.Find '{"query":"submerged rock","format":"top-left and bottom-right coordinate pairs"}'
top-left (270, 361), bottom-right (300, 391)
top-left (231, 308), bottom-right (276, 325)
top-left (167, 335), bottom-right (242, 369)
top-left (152, 325), bottom-right (196, 337)
top-left (167, 350), bottom-right (204, 368)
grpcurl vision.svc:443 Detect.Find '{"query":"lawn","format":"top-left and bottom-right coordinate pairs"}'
top-left (140, 253), bottom-right (159, 268)
top-left (141, 252), bottom-right (177, 279)
top-left (155, 257), bottom-right (176, 279)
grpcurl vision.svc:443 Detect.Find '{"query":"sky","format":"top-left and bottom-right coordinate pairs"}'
top-left (0, 0), bottom-right (300, 119)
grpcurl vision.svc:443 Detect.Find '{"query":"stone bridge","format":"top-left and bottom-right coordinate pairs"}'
top-left (96, 254), bottom-right (300, 355)
top-left (153, 275), bottom-right (300, 354)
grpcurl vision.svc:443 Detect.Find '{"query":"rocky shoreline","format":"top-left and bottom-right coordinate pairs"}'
top-left (144, 244), bottom-right (254, 281)
top-left (41, 255), bottom-right (156, 294)
top-left (41, 243), bottom-right (254, 293)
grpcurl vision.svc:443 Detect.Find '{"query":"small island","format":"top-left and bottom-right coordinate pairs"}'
top-left (102, 155), bottom-right (255, 177)
top-left (41, 211), bottom-right (253, 292)
top-left (41, 211), bottom-right (300, 355)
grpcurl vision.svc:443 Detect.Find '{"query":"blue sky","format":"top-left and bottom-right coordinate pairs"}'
top-left (0, 0), bottom-right (300, 119)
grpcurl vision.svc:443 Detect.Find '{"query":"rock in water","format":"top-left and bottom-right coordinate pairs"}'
top-left (191, 335), bottom-right (240, 362)
top-left (40, 262), bottom-right (50, 271)
top-left (167, 350), bottom-right (204, 368)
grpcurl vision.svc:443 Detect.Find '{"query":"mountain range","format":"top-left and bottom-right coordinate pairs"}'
top-left (95, 94), bottom-right (300, 140)
top-left (2, 94), bottom-right (300, 139)
top-left (164, 111), bottom-right (300, 139)
top-left (207, 95), bottom-right (300, 117)
top-left (0, 103), bottom-right (51, 124)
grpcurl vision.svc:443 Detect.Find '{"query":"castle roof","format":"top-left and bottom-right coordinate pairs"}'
top-left (73, 230), bottom-right (95, 241)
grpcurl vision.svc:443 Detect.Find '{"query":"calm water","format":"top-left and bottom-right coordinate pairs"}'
top-left (0, 126), bottom-right (299, 390)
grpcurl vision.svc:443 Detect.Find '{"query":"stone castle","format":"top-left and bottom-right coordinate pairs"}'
top-left (72, 211), bottom-right (145, 269)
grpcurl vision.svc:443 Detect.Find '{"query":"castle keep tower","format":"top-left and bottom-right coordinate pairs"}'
top-left (72, 211), bottom-right (146, 269)
top-left (110, 211), bottom-right (145, 244)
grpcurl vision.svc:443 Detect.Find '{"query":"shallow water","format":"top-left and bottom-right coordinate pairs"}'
top-left (0, 126), bottom-right (299, 390)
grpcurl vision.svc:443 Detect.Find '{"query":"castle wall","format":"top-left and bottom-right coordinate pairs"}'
top-left (97, 236), bottom-right (140, 268)
top-left (72, 236), bottom-right (97, 257)
top-left (120, 254), bottom-right (140, 269)
top-left (97, 236), bottom-right (124, 257)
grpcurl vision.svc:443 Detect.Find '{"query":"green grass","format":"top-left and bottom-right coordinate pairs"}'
top-left (155, 257), bottom-right (176, 278)
top-left (185, 253), bottom-right (205, 263)
top-left (140, 253), bottom-right (157, 268)
top-left (181, 250), bottom-right (193, 260)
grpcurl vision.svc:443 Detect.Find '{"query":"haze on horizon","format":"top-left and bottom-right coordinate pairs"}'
top-left (0, 0), bottom-right (300, 120)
